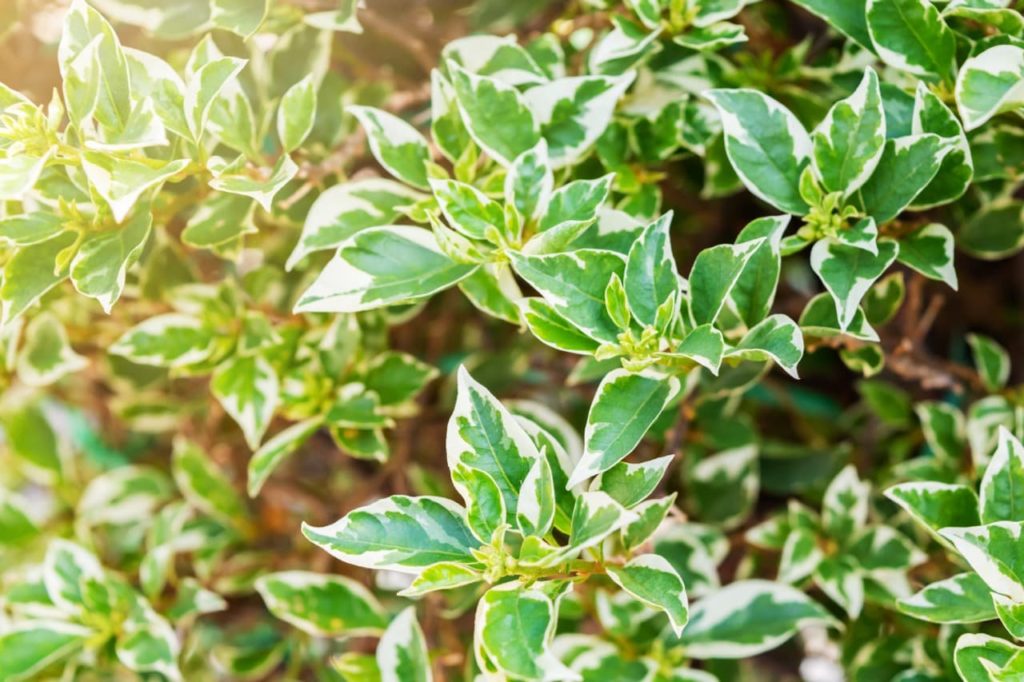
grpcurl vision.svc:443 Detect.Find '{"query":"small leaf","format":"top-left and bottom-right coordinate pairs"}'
top-left (969, 334), bottom-right (1011, 393)
top-left (688, 239), bottom-right (763, 327)
top-left (979, 427), bottom-right (1024, 524)
top-left (255, 571), bottom-right (387, 637)
top-left (955, 45), bottom-right (1024, 132)
top-left (211, 354), bottom-right (279, 449)
top-left (607, 554), bottom-right (689, 636)
top-left (812, 67), bottom-right (885, 196)
top-left (16, 312), bottom-right (88, 387)
top-left (109, 314), bottom-right (213, 368)
top-left (171, 437), bottom-right (249, 529)
top-left (378, 607), bottom-right (433, 682)
top-left (247, 418), bottom-right (322, 497)
top-left (810, 238), bottom-right (898, 331)
top-left (624, 213), bottom-right (679, 327)
top-left (70, 209), bottom-right (152, 311)
top-left (570, 369), bottom-right (680, 487)
top-left (941, 522), bottom-right (1024, 603)
top-left (449, 63), bottom-right (540, 167)
top-left (349, 105), bottom-right (431, 189)
top-left (277, 75), bottom-right (316, 153)
top-left (896, 223), bottom-right (957, 290)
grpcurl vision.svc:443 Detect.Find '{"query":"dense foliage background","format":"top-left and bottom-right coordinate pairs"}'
top-left (1, 0), bottom-right (1023, 680)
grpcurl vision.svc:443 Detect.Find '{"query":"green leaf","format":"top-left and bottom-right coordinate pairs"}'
top-left (16, 312), bottom-right (87, 386)
top-left (898, 573), bottom-right (997, 624)
top-left (255, 571), bottom-right (387, 637)
top-left (295, 226), bottom-right (476, 313)
top-left (622, 496), bottom-right (676, 551)
top-left (955, 45), bottom-right (1024, 132)
top-left (0, 212), bottom-right (64, 246)
top-left (517, 455), bottom-right (556, 538)
top-left (896, 223), bottom-right (957, 290)
top-left (865, 0), bottom-right (956, 83)
top-left (954, 633), bottom-right (1020, 682)
top-left (518, 297), bottom-right (602, 355)
top-left (171, 437), bottom-right (249, 529)
top-left (448, 366), bottom-right (542, 524)
top-left (451, 464), bottom-right (505, 543)
top-left (730, 215), bottom-right (788, 329)
top-left (911, 83), bottom-right (973, 209)
top-left (208, 154), bottom-right (298, 212)
top-left (59, 0), bottom-right (131, 130)
top-left (688, 239), bottom-right (762, 327)
top-left (0, 403), bottom-right (62, 475)
top-left (522, 73), bottom-right (634, 168)
top-left (994, 594), bottom-right (1024, 641)
top-left (607, 554), bottom-right (689, 636)
top-left (70, 210), bottom-right (151, 312)
top-left (286, 179), bottom-right (423, 269)
top-left (378, 607), bottom-right (433, 682)
top-left (538, 175), bottom-right (612, 232)
top-left (185, 56), bottom-right (247, 141)
top-left (400, 561), bottom-right (484, 597)
top-left (884, 482), bottom-right (980, 543)
top-left (277, 75), bottom-right (316, 153)
top-left (429, 177), bottom-right (506, 241)
top-left (247, 418), bottom-right (322, 497)
top-left (81, 154), bottom-right (188, 223)
top-left (725, 314), bottom-right (804, 379)
top-left (822, 465), bottom-right (869, 540)
top-left (594, 454), bottom-right (672, 508)
top-left (788, 0), bottom-right (871, 49)
top-left (570, 369), bottom-right (680, 487)
top-left (181, 192), bottom-right (257, 250)
top-left (815, 555), bottom-right (864, 618)
top-left (459, 263), bottom-right (523, 324)
top-left (210, 0), bottom-right (268, 37)
top-left (941, 522), bottom-right (1024, 603)
top-left (562, 491), bottom-right (639, 558)
top-left (624, 213), bottom-right (679, 327)
top-left (302, 495), bottom-right (480, 573)
top-left (0, 622), bottom-right (91, 682)
top-left (969, 334), bottom-right (1011, 393)
top-left (0, 152), bottom-right (53, 201)
top-left (349, 105), bottom-right (431, 189)
top-left (704, 89), bottom-right (811, 214)
top-left (680, 580), bottom-right (834, 659)
top-left (110, 314), bottom-right (214, 368)
top-left (44, 539), bottom-right (104, 612)
top-left (916, 401), bottom-right (966, 462)
top-left (211, 354), bottom-right (280, 449)
top-left (0, 230), bottom-right (74, 324)
top-left (779, 527), bottom-right (822, 584)
top-left (687, 445), bottom-right (759, 529)
top-left (505, 140), bottom-right (553, 224)
top-left (509, 249), bottom-right (626, 344)
top-left (810, 238), bottom-right (898, 331)
top-left (979, 428), bottom-right (1024, 524)
top-left (475, 582), bottom-right (574, 681)
top-left (854, 134), bottom-right (951, 223)
top-left (812, 68), bottom-right (885, 196)
top-left (661, 324), bottom-right (725, 374)
top-left (449, 63), bottom-right (540, 167)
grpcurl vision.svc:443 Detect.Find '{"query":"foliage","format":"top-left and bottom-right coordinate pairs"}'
top-left (0, 0), bottom-right (1023, 680)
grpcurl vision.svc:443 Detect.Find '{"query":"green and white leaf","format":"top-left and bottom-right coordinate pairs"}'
top-left (302, 495), bottom-right (480, 573)
top-left (570, 369), bottom-right (680, 487)
top-left (897, 573), bottom-right (997, 624)
top-left (811, 67), bottom-right (885, 196)
top-left (211, 354), bottom-right (279, 449)
top-left (295, 227), bottom-right (476, 313)
top-left (810, 238), bottom-right (898, 331)
top-left (955, 45), bottom-right (1024, 132)
top-left (377, 607), bottom-right (433, 682)
top-left (704, 89), bottom-right (811, 215)
top-left (255, 571), bottom-right (387, 637)
top-left (607, 554), bottom-right (689, 636)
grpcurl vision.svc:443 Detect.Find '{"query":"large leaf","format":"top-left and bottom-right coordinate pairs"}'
top-left (955, 45), bottom-right (1024, 132)
top-left (349, 105), bottom-right (431, 189)
top-left (680, 580), bottom-right (834, 659)
top-left (704, 89), bottom-right (811, 214)
top-left (295, 226), bottom-right (476, 313)
top-left (865, 0), bottom-right (956, 83)
top-left (302, 495), bottom-right (480, 573)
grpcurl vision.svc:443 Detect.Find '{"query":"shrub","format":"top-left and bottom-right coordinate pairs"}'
top-left (0, 0), bottom-right (1023, 680)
